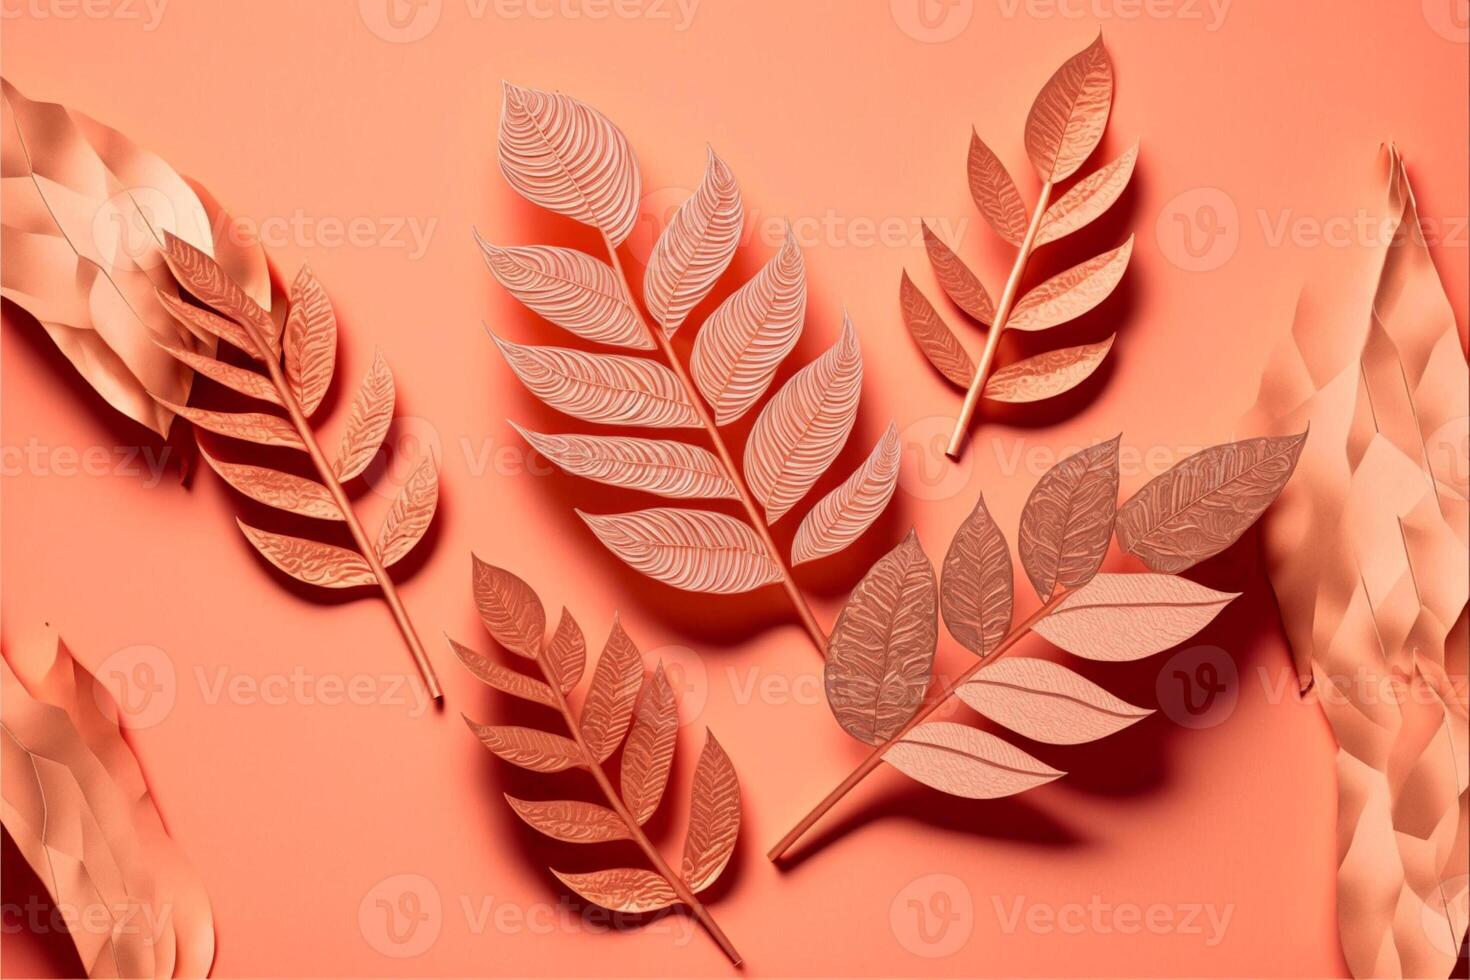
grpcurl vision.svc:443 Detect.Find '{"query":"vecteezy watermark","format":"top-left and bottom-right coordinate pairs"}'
top-left (890, 0), bottom-right (974, 43)
top-left (0, 0), bottom-right (166, 29)
top-left (359, 0), bottom-right (699, 42)
top-left (1, 895), bottom-right (173, 943)
top-left (93, 644), bottom-right (178, 730)
top-left (1422, 0), bottom-right (1468, 42)
top-left (359, 874), bottom-right (443, 958)
top-left (899, 416), bottom-right (975, 503)
top-left (1157, 185), bottom-right (1470, 272)
top-left (993, 895), bottom-right (1234, 945)
top-left (1, 438), bottom-right (172, 487)
top-left (891, 874), bottom-right (975, 957)
top-left (195, 666), bottom-right (433, 718)
top-left (1155, 644), bottom-right (1238, 729)
top-left (994, 0), bottom-right (1231, 31)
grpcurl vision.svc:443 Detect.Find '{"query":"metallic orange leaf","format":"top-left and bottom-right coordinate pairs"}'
top-left (497, 83), bottom-right (640, 245)
top-left (644, 146), bottom-right (743, 335)
top-left (791, 421), bottom-right (901, 565)
top-left (546, 608), bottom-right (586, 693)
top-left (465, 719), bottom-right (585, 773)
top-left (921, 220), bottom-right (994, 323)
top-left (479, 239), bottom-right (650, 350)
top-left (1116, 433), bottom-right (1307, 573)
top-left (1034, 142), bottom-right (1138, 247)
top-left (551, 868), bottom-right (677, 913)
top-left (985, 335), bottom-right (1114, 403)
top-left (376, 454), bottom-right (438, 567)
top-left (621, 664), bottom-right (678, 824)
top-left (471, 556), bottom-right (546, 659)
top-left (579, 508), bottom-right (782, 594)
top-left (505, 796), bottom-right (632, 843)
top-left (1008, 236), bottom-right (1133, 332)
top-left (236, 520), bottom-right (376, 589)
top-left (198, 443), bottom-right (341, 520)
top-left (493, 333), bottom-right (700, 429)
top-left (941, 494), bottom-right (1014, 657)
top-left (155, 399), bottom-right (305, 451)
top-left (1018, 437), bottom-right (1119, 601)
top-left (512, 424), bottom-right (737, 500)
top-left (899, 270), bottom-right (974, 388)
top-left (745, 317), bottom-right (863, 523)
top-left (1025, 34), bottom-right (1113, 182)
top-left (825, 531), bottom-right (938, 745)
top-left (885, 722), bottom-right (1064, 798)
top-left (447, 635), bottom-right (556, 708)
top-left (283, 265), bottom-right (336, 416)
top-left (161, 232), bottom-right (276, 349)
top-left (579, 616), bottom-right (644, 762)
top-left (681, 731), bottom-right (740, 892)
top-left (967, 130), bottom-right (1028, 246)
top-left (153, 336), bottom-right (282, 406)
top-left (1032, 572), bottom-right (1238, 661)
top-left (332, 351), bottom-right (395, 481)
top-left (957, 658), bottom-right (1151, 744)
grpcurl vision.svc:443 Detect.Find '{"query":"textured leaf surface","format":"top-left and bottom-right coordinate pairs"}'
top-left (1032, 573), bottom-right (1237, 661)
top-left (153, 337), bottom-right (281, 406)
top-left (957, 658), bottom-right (1151, 744)
top-left (283, 265), bottom-right (336, 415)
top-left (580, 508), bottom-right (781, 594)
top-left (505, 796), bottom-right (632, 843)
top-left (198, 444), bottom-right (341, 520)
top-left (493, 334), bottom-right (700, 429)
top-left (985, 336), bottom-right (1114, 403)
top-left (376, 454), bottom-right (438, 567)
top-left (513, 424), bottom-right (736, 500)
top-left (900, 270), bottom-right (973, 388)
top-left (497, 83), bottom-right (639, 245)
top-left (1018, 438), bottom-right (1119, 601)
top-left (690, 230), bottom-right (806, 424)
top-left (644, 147), bottom-right (742, 335)
top-left (1025, 34), bottom-right (1114, 182)
top-left (546, 608), bottom-right (586, 692)
top-left (580, 617), bottom-right (644, 762)
top-left (333, 351), bottom-right (395, 481)
top-left (156, 400), bottom-right (304, 450)
top-left (237, 521), bottom-right (376, 588)
top-left (621, 665), bottom-right (678, 824)
top-left (448, 636), bottom-right (557, 708)
top-left (472, 557), bottom-right (546, 659)
top-left (921, 221), bottom-right (994, 322)
top-left (156, 292), bottom-right (262, 361)
top-left (681, 732), bottom-right (740, 893)
top-left (885, 722), bottom-right (1064, 799)
top-left (967, 130), bottom-right (1028, 246)
top-left (941, 495), bottom-right (1014, 657)
top-left (551, 869), bottom-right (677, 913)
top-left (1116, 433), bottom-right (1307, 573)
top-left (479, 240), bottom-right (649, 349)
top-left (1008, 237), bottom-right (1133, 332)
top-left (161, 233), bottom-right (276, 346)
top-left (745, 318), bottom-right (863, 522)
top-left (825, 531), bottom-right (938, 745)
top-left (466, 720), bottom-right (584, 773)
top-left (792, 422), bottom-right (901, 565)
top-left (1035, 143), bottom-right (1138, 247)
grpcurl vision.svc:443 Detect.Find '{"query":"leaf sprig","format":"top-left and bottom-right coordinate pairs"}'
top-left (458, 558), bottom-right (742, 965)
top-left (902, 34), bottom-right (1138, 460)
top-left (155, 235), bottom-right (441, 698)
top-left (484, 82), bottom-right (900, 658)
top-left (769, 429), bottom-right (1306, 860)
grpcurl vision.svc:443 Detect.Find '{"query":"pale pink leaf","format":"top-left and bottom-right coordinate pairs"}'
top-left (1032, 572), bottom-right (1237, 661)
top-left (957, 657), bottom-right (1152, 744)
top-left (644, 146), bottom-right (743, 335)
top-left (791, 422), bottom-right (901, 565)
top-left (512, 423), bottom-right (737, 500)
top-left (478, 239), bottom-right (650, 350)
top-left (579, 508), bottom-right (782, 594)
top-left (884, 722), bottom-right (1064, 799)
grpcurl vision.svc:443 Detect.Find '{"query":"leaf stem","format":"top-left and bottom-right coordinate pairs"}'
top-left (766, 589), bottom-right (1069, 862)
top-left (533, 638), bottom-right (743, 966)
top-left (600, 233), bottom-right (829, 657)
top-left (234, 317), bottom-right (442, 701)
top-left (946, 180), bottom-right (1054, 459)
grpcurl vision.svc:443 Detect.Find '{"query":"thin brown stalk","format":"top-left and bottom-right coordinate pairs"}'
top-left (767, 589), bottom-right (1070, 861)
top-left (601, 232), bottom-right (829, 657)
top-left (946, 180), bottom-right (1054, 459)
top-left (533, 635), bottom-right (743, 966)
top-left (233, 316), bottom-right (442, 701)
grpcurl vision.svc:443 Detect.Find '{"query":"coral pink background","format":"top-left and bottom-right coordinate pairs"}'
top-left (3, 1), bottom-right (1467, 976)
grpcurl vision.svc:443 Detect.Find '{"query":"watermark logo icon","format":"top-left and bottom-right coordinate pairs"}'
top-left (359, 873), bottom-right (442, 958)
top-left (1423, 0), bottom-right (1469, 41)
top-left (891, 0), bottom-right (974, 42)
top-left (899, 416), bottom-right (973, 502)
top-left (93, 644), bottom-right (177, 730)
top-left (890, 873), bottom-right (974, 957)
top-left (360, 0), bottom-right (441, 42)
top-left (1156, 187), bottom-right (1239, 272)
top-left (647, 644), bottom-right (709, 726)
top-left (91, 187), bottom-right (204, 270)
top-left (1156, 644), bottom-right (1238, 729)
